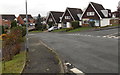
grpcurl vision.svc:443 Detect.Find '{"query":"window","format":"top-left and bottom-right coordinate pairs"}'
top-left (65, 16), bottom-right (71, 19)
top-left (49, 18), bottom-right (53, 22)
top-left (83, 20), bottom-right (89, 24)
top-left (87, 12), bottom-right (95, 16)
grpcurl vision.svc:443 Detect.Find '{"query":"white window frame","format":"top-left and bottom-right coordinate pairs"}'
top-left (87, 12), bottom-right (95, 16)
top-left (65, 16), bottom-right (71, 19)
top-left (49, 18), bottom-right (53, 22)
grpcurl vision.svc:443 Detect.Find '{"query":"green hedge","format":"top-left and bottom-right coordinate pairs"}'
top-left (71, 21), bottom-right (80, 29)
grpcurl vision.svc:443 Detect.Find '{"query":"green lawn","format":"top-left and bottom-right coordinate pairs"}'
top-left (68, 27), bottom-right (93, 32)
top-left (29, 30), bottom-right (43, 33)
top-left (2, 51), bottom-right (26, 74)
top-left (52, 28), bottom-right (68, 32)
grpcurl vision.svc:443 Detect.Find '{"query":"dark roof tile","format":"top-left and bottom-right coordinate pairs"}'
top-left (67, 7), bottom-right (83, 20)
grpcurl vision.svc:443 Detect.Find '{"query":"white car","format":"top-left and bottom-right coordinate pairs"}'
top-left (48, 26), bottom-right (58, 32)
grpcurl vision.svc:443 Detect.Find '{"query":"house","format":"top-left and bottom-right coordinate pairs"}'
top-left (81, 2), bottom-right (112, 27)
top-left (46, 11), bottom-right (64, 28)
top-left (110, 3), bottom-right (120, 25)
top-left (110, 11), bottom-right (120, 25)
top-left (0, 14), bottom-right (16, 27)
top-left (61, 7), bottom-right (83, 28)
top-left (17, 14), bottom-right (35, 26)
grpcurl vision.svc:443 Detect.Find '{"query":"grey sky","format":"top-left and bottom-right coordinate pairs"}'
top-left (0, 0), bottom-right (119, 17)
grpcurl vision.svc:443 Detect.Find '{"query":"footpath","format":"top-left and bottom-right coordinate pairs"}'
top-left (22, 35), bottom-right (63, 75)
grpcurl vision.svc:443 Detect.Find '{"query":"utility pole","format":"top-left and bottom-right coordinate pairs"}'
top-left (26, 0), bottom-right (29, 52)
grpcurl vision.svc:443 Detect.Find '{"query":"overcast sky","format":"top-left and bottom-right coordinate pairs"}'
top-left (0, 0), bottom-right (119, 17)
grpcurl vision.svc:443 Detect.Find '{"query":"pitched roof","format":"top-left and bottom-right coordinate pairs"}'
top-left (112, 11), bottom-right (119, 18)
top-left (50, 11), bottom-right (64, 23)
top-left (90, 2), bottom-right (105, 18)
top-left (81, 2), bottom-right (111, 19)
top-left (1, 14), bottom-right (16, 21)
top-left (67, 7), bottom-right (83, 20)
top-left (19, 14), bottom-right (33, 19)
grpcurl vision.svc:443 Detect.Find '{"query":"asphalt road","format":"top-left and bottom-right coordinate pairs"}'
top-left (29, 28), bottom-right (118, 73)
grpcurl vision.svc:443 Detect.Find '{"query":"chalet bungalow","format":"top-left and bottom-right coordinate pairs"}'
top-left (46, 11), bottom-right (64, 28)
top-left (81, 2), bottom-right (112, 27)
top-left (61, 7), bottom-right (83, 28)
top-left (110, 7), bottom-right (120, 25)
top-left (17, 14), bottom-right (35, 26)
top-left (0, 14), bottom-right (16, 27)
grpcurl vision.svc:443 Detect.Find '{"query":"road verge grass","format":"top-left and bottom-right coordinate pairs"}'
top-left (68, 27), bottom-right (93, 32)
top-left (2, 51), bottom-right (26, 74)
top-left (29, 30), bottom-right (43, 33)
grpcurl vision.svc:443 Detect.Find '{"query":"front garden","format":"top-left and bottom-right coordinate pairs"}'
top-left (0, 20), bottom-right (27, 74)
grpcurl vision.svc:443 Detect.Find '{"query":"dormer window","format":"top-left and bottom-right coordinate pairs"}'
top-left (77, 14), bottom-right (82, 20)
top-left (65, 16), bottom-right (71, 19)
top-left (87, 12), bottom-right (95, 16)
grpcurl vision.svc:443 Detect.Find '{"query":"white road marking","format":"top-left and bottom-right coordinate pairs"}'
top-left (70, 68), bottom-right (83, 73)
top-left (66, 33), bottom-right (119, 39)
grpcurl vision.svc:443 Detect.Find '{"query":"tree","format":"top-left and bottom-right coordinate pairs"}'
top-left (11, 20), bottom-right (17, 28)
top-left (35, 14), bottom-right (43, 30)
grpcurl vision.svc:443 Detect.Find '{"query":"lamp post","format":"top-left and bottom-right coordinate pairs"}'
top-left (26, 0), bottom-right (29, 52)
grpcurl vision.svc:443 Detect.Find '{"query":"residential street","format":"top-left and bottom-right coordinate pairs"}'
top-left (22, 35), bottom-right (61, 74)
top-left (29, 28), bottom-right (118, 73)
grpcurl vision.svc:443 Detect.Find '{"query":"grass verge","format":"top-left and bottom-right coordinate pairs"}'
top-left (68, 27), bottom-right (93, 32)
top-left (29, 30), bottom-right (43, 33)
top-left (52, 28), bottom-right (68, 32)
top-left (2, 51), bottom-right (26, 74)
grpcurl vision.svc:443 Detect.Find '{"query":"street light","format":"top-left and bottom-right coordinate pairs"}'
top-left (26, 0), bottom-right (29, 52)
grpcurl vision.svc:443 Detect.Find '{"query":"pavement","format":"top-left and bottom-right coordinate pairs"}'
top-left (22, 35), bottom-right (62, 74)
top-left (29, 28), bottom-right (118, 74)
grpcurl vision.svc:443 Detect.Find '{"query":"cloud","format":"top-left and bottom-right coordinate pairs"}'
top-left (0, 0), bottom-right (119, 16)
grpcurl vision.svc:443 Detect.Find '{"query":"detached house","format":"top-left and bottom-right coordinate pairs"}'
top-left (61, 7), bottom-right (83, 28)
top-left (46, 11), bottom-right (64, 28)
top-left (81, 2), bottom-right (112, 27)
top-left (0, 14), bottom-right (16, 27)
top-left (110, 5), bottom-right (120, 25)
top-left (17, 14), bottom-right (35, 26)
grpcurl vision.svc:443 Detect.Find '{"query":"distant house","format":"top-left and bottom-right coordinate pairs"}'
top-left (17, 14), bottom-right (35, 26)
top-left (110, 3), bottom-right (120, 25)
top-left (61, 7), bottom-right (83, 28)
top-left (81, 2), bottom-right (112, 27)
top-left (46, 11), bottom-right (64, 28)
top-left (0, 14), bottom-right (16, 27)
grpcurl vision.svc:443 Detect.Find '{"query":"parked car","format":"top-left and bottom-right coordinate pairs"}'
top-left (48, 26), bottom-right (58, 32)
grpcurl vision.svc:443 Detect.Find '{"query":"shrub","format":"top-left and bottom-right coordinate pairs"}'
top-left (2, 26), bottom-right (24, 61)
top-left (71, 21), bottom-right (80, 29)
top-left (11, 20), bottom-right (17, 28)
top-left (42, 25), bottom-right (47, 30)
top-left (0, 26), bottom-right (5, 34)
top-left (48, 22), bottom-right (54, 28)
top-left (65, 27), bottom-right (73, 31)
top-left (89, 21), bottom-right (95, 27)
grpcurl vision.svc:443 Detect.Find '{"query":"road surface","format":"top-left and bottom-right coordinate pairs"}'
top-left (29, 28), bottom-right (118, 73)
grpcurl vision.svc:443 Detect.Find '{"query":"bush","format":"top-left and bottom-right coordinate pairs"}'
top-left (11, 20), bottom-right (17, 28)
top-left (89, 21), bottom-right (95, 27)
top-left (2, 26), bottom-right (25, 61)
top-left (71, 21), bottom-right (80, 29)
top-left (0, 26), bottom-right (5, 34)
top-left (48, 22), bottom-right (54, 28)
top-left (42, 25), bottom-right (47, 30)
top-left (65, 27), bottom-right (73, 31)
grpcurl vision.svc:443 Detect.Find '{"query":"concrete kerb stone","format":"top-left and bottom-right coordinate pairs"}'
top-left (40, 40), bottom-right (65, 73)
top-left (20, 51), bottom-right (27, 74)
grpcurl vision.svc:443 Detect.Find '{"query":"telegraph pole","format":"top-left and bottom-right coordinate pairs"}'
top-left (26, 0), bottom-right (29, 52)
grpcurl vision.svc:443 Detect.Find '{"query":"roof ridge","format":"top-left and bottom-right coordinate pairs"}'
top-left (90, 2), bottom-right (103, 6)
top-left (67, 7), bottom-right (82, 10)
top-left (50, 11), bottom-right (64, 13)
